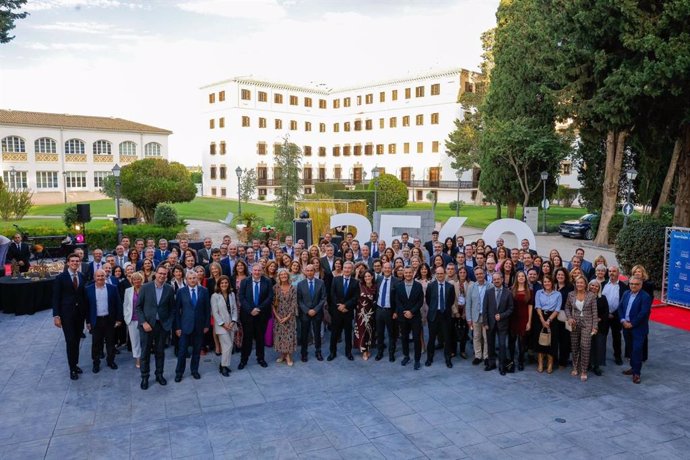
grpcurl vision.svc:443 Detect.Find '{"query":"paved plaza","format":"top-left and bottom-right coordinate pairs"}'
top-left (0, 307), bottom-right (688, 459)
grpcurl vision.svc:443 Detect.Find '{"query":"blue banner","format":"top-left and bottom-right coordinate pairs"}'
top-left (668, 230), bottom-right (690, 307)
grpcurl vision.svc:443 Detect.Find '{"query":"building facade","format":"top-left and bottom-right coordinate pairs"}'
top-left (0, 110), bottom-right (171, 204)
top-left (201, 68), bottom-right (485, 204)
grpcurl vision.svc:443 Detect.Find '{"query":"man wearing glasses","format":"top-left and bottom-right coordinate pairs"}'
top-left (618, 276), bottom-right (652, 384)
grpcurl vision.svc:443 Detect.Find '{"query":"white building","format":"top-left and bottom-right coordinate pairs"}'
top-left (201, 68), bottom-right (484, 204)
top-left (0, 110), bottom-right (172, 204)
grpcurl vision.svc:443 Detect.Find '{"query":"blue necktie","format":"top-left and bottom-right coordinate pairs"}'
top-left (439, 284), bottom-right (445, 312)
top-left (254, 282), bottom-right (260, 307)
top-left (381, 278), bottom-right (388, 308)
top-left (191, 288), bottom-right (197, 307)
top-left (309, 280), bottom-right (314, 299)
top-left (344, 278), bottom-right (349, 296)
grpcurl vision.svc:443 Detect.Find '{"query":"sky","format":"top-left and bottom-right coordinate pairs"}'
top-left (0, 0), bottom-right (500, 165)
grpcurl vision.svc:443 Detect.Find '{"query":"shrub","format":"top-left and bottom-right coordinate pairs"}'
top-left (258, 195), bottom-right (266, 201)
top-left (154, 203), bottom-right (179, 228)
top-left (0, 179), bottom-right (33, 220)
top-left (607, 213), bottom-right (637, 244)
top-left (615, 219), bottom-right (667, 289)
top-left (63, 205), bottom-right (79, 228)
top-left (557, 185), bottom-right (579, 208)
top-left (368, 174), bottom-right (408, 208)
top-left (333, 190), bottom-right (375, 218)
top-left (354, 183), bottom-right (368, 191)
top-left (314, 182), bottom-right (346, 196)
top-left (449, 200), bottom-right (465, 211)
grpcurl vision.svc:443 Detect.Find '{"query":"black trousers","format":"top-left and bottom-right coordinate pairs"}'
top-left (556, 321), bottom-right (571, 366)
top-left (300, 314), bottom-right (323, 356)
top-left (241, 312), bottom-right (268, 363)
top-left (609, 311), bottom-right (623, 361)
top-left (176, 330), bottom-right (203, 375)
top-left (427, 315), bottom-right (452, 361)
top-left (91, 315), bottom-right (116, 364)
top-left (60, 313), bottom-right (83, 371)
top-left (399, 317), bottom-right (422, 361)
top-left (454, 318), bottom-right (469, 354)
top-left (140, 321), bottom-right (168, 378)
top-left (487, 325), bottom-right (508, 368)
top-left (508, 332), bottom-right (527, 365)
top-left (330, 309), bottom-right (353, 355)
top-left (376, 307), bottom-right (396, 355)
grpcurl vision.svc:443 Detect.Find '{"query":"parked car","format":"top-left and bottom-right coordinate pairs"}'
top-left (559, 213), bottom-right (597, 240)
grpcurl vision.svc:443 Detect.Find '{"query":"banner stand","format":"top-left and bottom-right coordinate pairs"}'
top-left (662, 227), bottom-right (690, 310)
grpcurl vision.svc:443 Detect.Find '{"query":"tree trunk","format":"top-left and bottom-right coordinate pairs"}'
top-left (652, 136), bottom-right (682, 218)
top-left (495, 203), bottom-right (502, 219)
top-left (594, 129), bottom-right (628, 246)
top-left (507, 201), bottom-right (517, 218)
top-left (673, 125), bottom-right (690, 227)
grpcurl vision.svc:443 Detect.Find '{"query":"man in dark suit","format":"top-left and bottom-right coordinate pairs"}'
top-left (425, 266), bottom-right (456, 368)
top-left (424, 230), bottom-right (439, 259)
top-left (7, 233), bottom-right (31, 272)
top-left (154, 238), bottom-right (170, 264)
top-left (135, 265), bottom-right (176, 389)
top-left (174, 271), bottom-right (211, 381)
top-left (618, 276), bottom-right (652, 384)
top-left (483, 272), bottom-right (514, 375)
top-left (357, 244), bottom-right (374, 269)
top-left (328, 261), bottom-right (360, 361)
top-left (197, 237), bottom-right (214, 265)
top-left (296, 264), bottom-right (327, 362)
top-left (238, 263), bottom-right (274, 369)
top-left (602, 265), bottom-right (629, 365)
top-left (85, 269), bottom-right (123, 373)
top-left (53, 253), bottom-right (88, 380)
top-left (85, 248), bottom-right (106, 283)
top-left (375, 262), bottom-right (401, 362)
top-left (320, 244), bottom-right (336, 300)
top-left (395, 267), bottom-right (424, 370)
top-left (365, 231), bottom-right (380, 259)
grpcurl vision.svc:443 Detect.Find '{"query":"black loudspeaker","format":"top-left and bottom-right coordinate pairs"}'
top-left (76, 203), bottom-right (91, 222)
top-left (293, 219), bottom-right (313, 248)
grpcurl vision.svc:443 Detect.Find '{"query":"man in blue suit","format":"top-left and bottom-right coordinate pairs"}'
top-left (618, 276), bottom-right (652, 384)
top-left (85, 269), bottom-right (123, 373)
top-left (174, 271), bottom-right (211, 381)
top-left (238, 263), bottom-right (274, 369)
top-left (425, 266), bottom-right (456, 368)
top-left (154, 238), bottom-right (170, 264)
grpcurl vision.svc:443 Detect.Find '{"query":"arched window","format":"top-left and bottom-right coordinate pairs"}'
top-left (119, 141), bottom-right (137, 156)
top-left (65, 139), bottom-right (85, 154)
top-left (144, 142), bottom-right (161, 157)
top-left (93, 140), bottom-right (112, 155)
top-left (35, 137), bottom-right (57, 153)
top-left (2, 136), bottom-right (25, 153)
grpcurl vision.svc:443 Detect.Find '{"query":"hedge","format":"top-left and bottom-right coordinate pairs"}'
top-left (607, 213), bottom-right (638, 244)
top-left (314, 182), bottom-right (346, 196)
top-left (615, 218), bottom-right (667, 289)
top-left (333, 190), bottom-right (375, 219)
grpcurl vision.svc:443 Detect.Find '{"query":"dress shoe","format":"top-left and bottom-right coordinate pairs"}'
top-left (100, 351), bottom-right (105, 359)
top-left (517, 363), bottom-right (525, 371)
top-left (192, 372), bottom-right (201, 380)
top-left (375, 353), bottom-right (384, 361)
top-left (425, 360), bottom-right (432, 367)
top-left (114, 348), bottom-right (121, 355)
top-left (346, 354), bottom-right (354, 361)
top-left (220, 367), bottom-right (230, 377)
top-left (174, 375), bottom-right (182, 383)
top-left (155, 375), bottom-right (167, 386)
top-left (140, 378), bottom-right (149, 390)
top-left (92, 362), bottom-right (100, 373)
top-left (389, 354), bottom-right (395, 363)
top-left (622, 368), bottom-right (633, 376)
top-left (632, 374), bottom-right (641, 384)
top-left (414, 361), bottom-right (421, 370)
top-left (401, 357), bottom-right (410, 366)
top-left (446, 359), bottom-right (453, 369)
top-left (301, 355), bottom-right (308, 363)
top-left (472, 358), bottom-right (482, 365)
top-left (435, 343), bottom-right (444, 350)
top-left (70, 370), bottom-right (79, 380)
top-left (258, 360), bottom-right (268, 368)
top-left (593, 367), bottom-right (603, 376)
top-left (315, 352), bottom-right (324, 361)
top-left (107, 362), bottom-right (118, 370)
top-left (238, 362), bottom-right (246, 370)
top-left (485, 363), bottom-right (497, 371)
top-left (615, 357), bottom-right (623, 365)
top-left (75, 366), bottom-right (83, 374)
top-left (499, 368), bottom-right (506, 376)
top-left (327, 354), bottom-right (336, 361)
top-left (460, 352), bottom-right (468, 359)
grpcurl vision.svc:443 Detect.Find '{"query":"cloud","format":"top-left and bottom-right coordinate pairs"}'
top-left (25, 0), bottom-right (145, 11)
top-left (26, 42), bottom-right (107, 51)
top-left (32, 22), bottom-right (117, 34)
top-left (177, 0), bottom-right (287, 21)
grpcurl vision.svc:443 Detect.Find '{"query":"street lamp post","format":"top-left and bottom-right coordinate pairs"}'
top-left (455, 170), bottom-right (463, 217)
top-left (235, 166), bottom-right (243, 216)
top-left (9, 166), bottom-right (16, 192)
top-left (623, 168), bottom-right (638, 228)
top-left (112, 164), bottom-right (123, 244)
top-left (372, 166), bottom-right (380, 213)
top-left (411, 173), bottom-right (416, 202)
top-left (62, 171), bottom-right (67, 203)
top-left (540, 171), bottom-right (548, 233)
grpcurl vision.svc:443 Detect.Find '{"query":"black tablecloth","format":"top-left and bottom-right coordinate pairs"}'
top-left (0, 276), bottom-right (55, 315)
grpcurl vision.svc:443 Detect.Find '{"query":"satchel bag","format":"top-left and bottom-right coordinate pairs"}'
top-left (557, 310), bottom-right (567, 322)
top-left (538, 327), bottom-right (551, 347)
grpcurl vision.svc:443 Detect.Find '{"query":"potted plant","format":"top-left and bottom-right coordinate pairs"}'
top-left (234, 212), bottom-right (262, 243)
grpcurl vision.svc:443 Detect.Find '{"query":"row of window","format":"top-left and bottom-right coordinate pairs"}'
top-left (208, 83), bottom-right (445, 108)
top-left (1, 170), bottom-right (112, 190)
top-left (1, 136), bottom-right (162, 156)
top-left (211, 113), bottom-right (441, 131)
top-left (210, 140), bottom-right (441, 157)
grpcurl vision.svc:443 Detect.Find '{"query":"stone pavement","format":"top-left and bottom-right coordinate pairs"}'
top-left (0, 308), bottom-right (688, 459)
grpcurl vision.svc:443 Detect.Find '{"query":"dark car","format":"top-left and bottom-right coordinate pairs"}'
top-left (559, 214), bottom-right (597, 240)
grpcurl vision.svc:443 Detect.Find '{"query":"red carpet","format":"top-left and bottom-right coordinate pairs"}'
top-left (650, 301), bottom-right (690, 332)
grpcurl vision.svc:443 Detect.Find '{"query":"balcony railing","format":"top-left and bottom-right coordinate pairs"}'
top-left (253, 178), bottom-right (476, 189)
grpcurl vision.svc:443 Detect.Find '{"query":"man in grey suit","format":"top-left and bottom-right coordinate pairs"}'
top-left (465, 267), bottom-right (490, 366)
top-left (482, 272), bottom-right (514, 375)
top-left (357, 244), bottom-right (374, 269)
top-left (296, 264), bottom-right (327, 362)
top-left (136, 265), bottom-right (176, 390)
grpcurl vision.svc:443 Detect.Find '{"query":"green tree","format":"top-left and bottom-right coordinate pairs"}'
top-left (1, 0), bottom-right (28, 44)
top-left (190, 171), bottom-right (202, 184)
top-left (273, 138), bottom-right (302, 232)
top-left (239, 168), bottom-right (257, 203)
top-left (368, 173), bottom-right (407, 209)
top-left (103, 159), bottom-right (196, 223)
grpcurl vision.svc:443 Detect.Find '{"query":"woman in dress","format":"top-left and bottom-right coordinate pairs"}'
top-left (354, 270), bottom-right (377, 360)
top-left (588, 279), bottom-right (609, 377)
top-left (534, 275), bottom-right (562, 374)
top-left (509, 271), bottom-right (533, 372)
top-left (273, 269), bottom-right (298, 366)
top-left (394, 265), bottom-right (404, 280)
top-left (289, 260), bottom-right (304, 286)
top-left (415, 263), bottom-right (433, 353)
top-left (140, 258), bottom-right (155, 283)
top-left (496, 246), bottom-right (509, 271)
top-left (123, 271), bottom-right (144, 368)
top-left (308, 245), bottom-right (320, 260)
top-left (501, 258), bottom-right (516, 288)
top-left (231, 260), bottom-right (249, 352)
top-left (565, 275), bottom-right (598, 381)
top-left (384, 247), bottom-right (396, 263)
top-left (343, 248), bottom-right (356, 264)
top-left (170, 264), bottom-right (186, 293)
top-left (391, 239), bottom-right (402, 258)
top-left (432, 254), bottom-right (445, 271)
top-left (211, 275), bottom-right (238, 376)
top-left (541, 260), bottom-right (553, 282)
top-left (594, 264), bottom-right (608, 285)
top-left (554, 267), bottom-right (573, 369)
top-left (205, 262), bottom-right (223, 355)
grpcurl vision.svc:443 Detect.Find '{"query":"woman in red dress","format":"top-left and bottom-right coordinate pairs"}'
top-left (354, 270), bottom-right (377, 360)
top-left (508, 271), bottom-right (533, 372)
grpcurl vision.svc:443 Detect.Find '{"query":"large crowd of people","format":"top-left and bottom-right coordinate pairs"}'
top-left (47, 229), bottom-right (653, 389)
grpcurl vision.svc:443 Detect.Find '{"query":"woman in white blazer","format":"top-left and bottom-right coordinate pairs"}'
top-left (122, 272), bottom-right (144, 368)
top-left (211, 275), bottom-right (238, 376)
